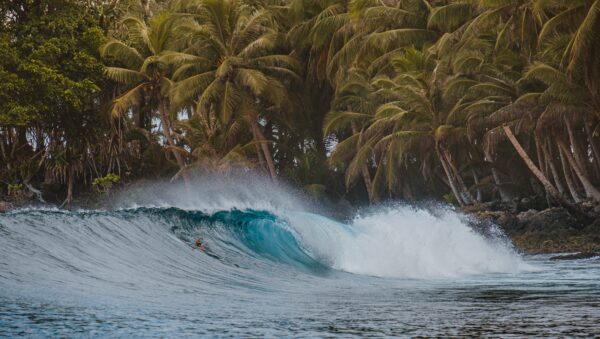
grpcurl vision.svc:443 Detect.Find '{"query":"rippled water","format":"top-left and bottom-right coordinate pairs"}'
top-left (1, 181), bottom-right (598, 337)
top-left (2, 255), bottom-right (599, 337)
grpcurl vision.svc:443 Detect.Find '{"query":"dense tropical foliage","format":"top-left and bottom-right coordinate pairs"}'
top-left (2, 0), bottom-right (600, 211)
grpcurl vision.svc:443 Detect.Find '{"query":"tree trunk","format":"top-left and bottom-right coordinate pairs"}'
top-left (159, 99), bottom-right (189, 184)
top-left (60, 167), bottom-right (74, 209)
top-left (543, 142), bottom-right (566, 196)
top-left (402, 179), bottom-right (415, 202)
top-left (351, 122), bottom-right (373, 202)
top-left (0, 129), bottom-right (7, 166)
top-left (361, 165), bottom-right (374, 202)
top-left (491, 167), bottom-right (511, 201)
top-left (559, 143), bottom-right (582, 203)
top-left (565, 118), bottom-right (590, 178)
top-left (255, 143), bottom-right (267, 174)
top-left (503, 125), bottom-right (586, 218)
top-left (558, 141), bottom-right (600, 201)
top-left (437, 148), bottom-right (465, 206)
top-left (585, 122), bottom-right (600, 178)
top-left (471, 169), bottom-right (482, 202)
top-left (442, 149), bottom-right (474, 204)
top-left (251, 121), bottom-right (276, 181)
top-left (535, 134), bottom-right (547, 175)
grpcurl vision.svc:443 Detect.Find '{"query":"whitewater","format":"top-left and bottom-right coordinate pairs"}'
top-left (1, 177), bottom-right (599, 337)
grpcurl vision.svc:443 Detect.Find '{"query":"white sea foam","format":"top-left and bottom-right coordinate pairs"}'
top-left (289, 206), bottom-right (533, 278)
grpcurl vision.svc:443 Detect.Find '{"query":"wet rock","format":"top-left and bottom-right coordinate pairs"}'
top-left (550, 252), bottom-right (600, 260)
top-left (520, 208), bottom-right (578, 231)
top-left (466, 204), bottom-right (600, 254)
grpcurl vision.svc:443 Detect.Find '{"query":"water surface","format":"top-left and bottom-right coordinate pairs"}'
top-left (1, 197), bottom-right (598, 337)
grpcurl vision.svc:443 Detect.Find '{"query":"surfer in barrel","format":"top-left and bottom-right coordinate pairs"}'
top-left (193, 237), bottom-right (222, 260)
top-left (195, 238), bottom-right (206, 251)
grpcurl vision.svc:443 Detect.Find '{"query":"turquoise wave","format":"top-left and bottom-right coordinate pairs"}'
top-left (145, 207), bottom-right (328, 271)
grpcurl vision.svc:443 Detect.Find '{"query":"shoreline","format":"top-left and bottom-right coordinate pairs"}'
top-left (464, 200), bottom-right (600, 254)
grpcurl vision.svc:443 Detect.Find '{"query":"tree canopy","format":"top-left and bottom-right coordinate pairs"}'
top-left (2, 0), bottom-right (600, 210)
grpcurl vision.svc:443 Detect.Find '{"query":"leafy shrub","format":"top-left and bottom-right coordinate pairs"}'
top-left (92, 173), bottom-right (120, 194)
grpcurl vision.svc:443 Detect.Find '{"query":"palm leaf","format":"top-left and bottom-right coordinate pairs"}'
top-left (104, 67), bottom-right (148, 84)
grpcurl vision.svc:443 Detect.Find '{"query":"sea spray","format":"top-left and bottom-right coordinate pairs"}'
top-left (287, 206), bottom-right (530, 278)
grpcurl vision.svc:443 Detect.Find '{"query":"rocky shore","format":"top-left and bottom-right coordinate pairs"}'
top-left (465, 199), bottom-right (600, 254)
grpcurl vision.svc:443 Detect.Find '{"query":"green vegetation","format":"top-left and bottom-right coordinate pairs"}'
top-left (92, 173), bottom-right (121, 194)
top-left (2, 0), bottom-right (600, 211)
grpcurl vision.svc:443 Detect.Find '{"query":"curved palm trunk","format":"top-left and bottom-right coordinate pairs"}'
top-left (543, 142), bottom-right (566, 196)
top-left (251, 121), bottom-right (276, 181)
top-left (442, 150), bottom-right (475, 205)
top-left (558, 141), bottom-right (600, 201)
top-left (436, 148), bottom-right (465, 206)
top-left (159, 99), bottom-right (189, 184)
top-left (559, 144), bottom-right (583, 203)
top-left (503, 125), bottom-right (587, 218)
top-left (565, 118), bottom-right (590, 179)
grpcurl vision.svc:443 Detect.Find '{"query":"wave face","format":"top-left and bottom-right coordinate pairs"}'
top-left (0, 179), bottom-right (531, 302)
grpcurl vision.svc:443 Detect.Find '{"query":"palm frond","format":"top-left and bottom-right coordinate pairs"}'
top-left (104, 67), bottom-right (148, 84)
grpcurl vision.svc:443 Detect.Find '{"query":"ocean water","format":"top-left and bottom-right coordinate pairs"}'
top-left (1, 179), bottom-right (599, 337)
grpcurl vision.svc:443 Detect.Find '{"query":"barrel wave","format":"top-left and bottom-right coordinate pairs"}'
top-left (0, 186), bottom-right (529, 302)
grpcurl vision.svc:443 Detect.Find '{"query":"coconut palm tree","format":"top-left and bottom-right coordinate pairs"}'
top-left (168, 0), bottom-right (301, 180)
top-left (324, 69), bottom-right (380, 201)
top-left (101, 13), bottom-right (189, 182)
top-left (327, 46), bottom-right (479, 204)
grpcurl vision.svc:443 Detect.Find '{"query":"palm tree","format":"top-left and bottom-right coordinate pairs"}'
top-left (327, 46), bottom-right (478, 205)
top-left (168, 0), bottom-right (301, 180)
top-left (178, 108), bottom-right (257, 174)
top-left (324, 69), bottom-right (380, 201)
top-left (462, 0), bottom-right (545, 61)
top-left (542, 0), bottom-right (600, 112)
top-left (101, 13), bottom-right (189, 182)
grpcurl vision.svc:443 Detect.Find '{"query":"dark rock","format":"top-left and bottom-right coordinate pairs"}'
top-left (466, 204), bottom-right (600, 254)
top-left (498, 212), bottom-right (519, 231)
top-left (550, 252), bottom-right (600, 260)
top-left (521, 207), bottom-right (578, 231)
top-left (517, 209), bottom-right (538, 223)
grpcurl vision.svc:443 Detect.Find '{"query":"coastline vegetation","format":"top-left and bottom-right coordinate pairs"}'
top-left (1, 0), bottom-right (600, 212)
